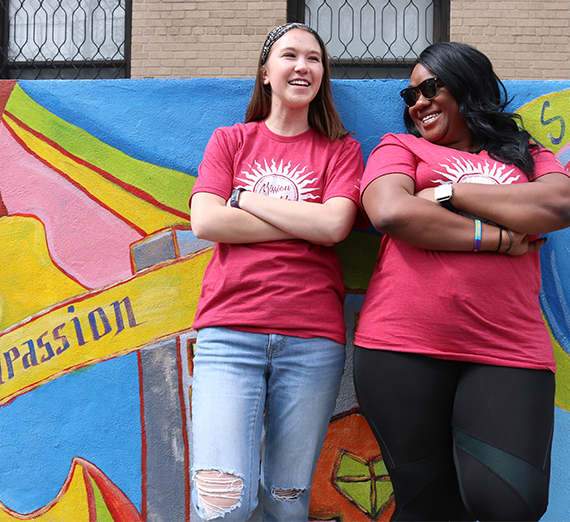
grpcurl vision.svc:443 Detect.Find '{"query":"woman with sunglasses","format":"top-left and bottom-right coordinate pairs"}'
top-left (354, 42), bottom-right (570, 522)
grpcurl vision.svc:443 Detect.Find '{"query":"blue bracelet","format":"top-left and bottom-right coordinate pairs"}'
top-left (473, 219), bottom-right (482, 252)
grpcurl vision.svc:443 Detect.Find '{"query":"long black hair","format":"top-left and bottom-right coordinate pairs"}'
top-left (404, 42), bottom-right (536, 175)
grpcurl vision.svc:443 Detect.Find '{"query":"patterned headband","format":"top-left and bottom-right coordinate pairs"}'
top-left (261, 23), bottom-right (325, 65)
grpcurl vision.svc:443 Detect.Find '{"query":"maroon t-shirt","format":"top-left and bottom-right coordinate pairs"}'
top-left (191, 121), bottom-right (363, 344)
top-left (356, 133), bottom-right (567, 371)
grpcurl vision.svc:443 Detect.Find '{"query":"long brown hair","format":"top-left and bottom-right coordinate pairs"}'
top-left (245, 25), bottom-right (349, 142)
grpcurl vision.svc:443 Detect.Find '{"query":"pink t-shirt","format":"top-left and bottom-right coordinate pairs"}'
top-left (355, 133), bottom-right (568, 371)
top-left (191, 120), bottom-right (364, 344)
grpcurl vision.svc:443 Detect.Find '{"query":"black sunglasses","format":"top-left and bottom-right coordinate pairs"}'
top-left (400, 77), bottom-right (442, 107)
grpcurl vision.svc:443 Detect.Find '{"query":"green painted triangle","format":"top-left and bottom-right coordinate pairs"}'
top-left (336, 452), bottom-right (369, 477)
top-left (336, 479), bottom-right (373, 515)
top-left (90, 476), bottom-right (115, 522)
top-left (374, 479), bottom-right (394, 512)
top-left (373, 459), bottom-right (389, 476)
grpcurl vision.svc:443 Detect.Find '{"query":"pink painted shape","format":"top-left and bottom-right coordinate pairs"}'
top-left (0, 122), bottom-right (143, 289)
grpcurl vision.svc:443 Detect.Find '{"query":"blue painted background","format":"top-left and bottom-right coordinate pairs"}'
top-left (1, 78), bottom-right (569, 521)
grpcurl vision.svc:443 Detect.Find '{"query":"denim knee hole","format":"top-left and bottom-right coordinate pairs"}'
top-left (195, 470), bottom-right (244, 519)
top-left (271, 486), bottom-right (306, 501)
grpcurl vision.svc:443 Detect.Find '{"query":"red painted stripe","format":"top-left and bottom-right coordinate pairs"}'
top-left (176, 336), bottom-right (192, 522)
top-left (0, 80), bottom-right (17, 116)
top-left (138, 350), bottom-right (148, 522)
top-left (83, 465), bottom-right (99, 522)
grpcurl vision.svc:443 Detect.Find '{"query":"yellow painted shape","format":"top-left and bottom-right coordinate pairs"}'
top-left (334, 229), bottom-right (382, 290)
top-left (0, 461), bottom-right (90, 521)
top-left (547, 322), bottom-right (570, 412)
top-left (0, 215), bottom-right (85, 331)
top-left (4, 113), bottom-right (189, 235)
top-left (516, 92), bottom-right (570, 411)
top-left (516, 89), bottom-right (570, 154)
top-left (0, 247), bottom-right (212, 405)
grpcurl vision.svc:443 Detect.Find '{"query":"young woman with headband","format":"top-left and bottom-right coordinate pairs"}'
top-left (190, 23), bottom-right (364, 521)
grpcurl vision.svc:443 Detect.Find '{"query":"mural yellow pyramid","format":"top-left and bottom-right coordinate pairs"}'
top-left (0, 215), bottom-right (85, 332)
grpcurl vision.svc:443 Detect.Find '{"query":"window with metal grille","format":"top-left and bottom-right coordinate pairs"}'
top-left (0, 0), bottom-right (130, 79)
top-left (288, 0), bottom-right (449, 79)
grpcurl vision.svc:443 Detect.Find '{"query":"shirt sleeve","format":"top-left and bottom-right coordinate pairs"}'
top-left (322, 136), bottom-right (364, 205)
top-left (531, 146), bottom-right (568, 180)
top-left (361, 133), bottom-right (418, 198)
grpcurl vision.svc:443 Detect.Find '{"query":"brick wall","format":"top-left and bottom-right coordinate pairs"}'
top-left (131, 0), bottom-right (287, 79)
top-left (450, 0), bottom-right (570, 79)
top-left (130, 0), bottom-right (570, 80)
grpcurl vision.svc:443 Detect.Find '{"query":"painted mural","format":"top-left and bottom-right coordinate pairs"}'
top-left (0, 78), bottom-right (570, 522)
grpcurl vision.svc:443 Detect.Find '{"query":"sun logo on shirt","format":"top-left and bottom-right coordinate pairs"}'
top-left (236, 159), bottom-right (319, 201)
top-left (432, 157), bottom-right (521, 185)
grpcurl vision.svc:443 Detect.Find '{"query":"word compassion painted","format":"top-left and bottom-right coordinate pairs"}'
top-left (1, 297), bottom-right (139, 384)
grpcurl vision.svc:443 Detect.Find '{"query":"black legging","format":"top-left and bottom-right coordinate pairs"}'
top-left (354, 347), bottom-right (555, 522)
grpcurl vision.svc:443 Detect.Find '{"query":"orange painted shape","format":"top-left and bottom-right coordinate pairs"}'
top-left (81, 458), bottom-right (143, 522)
top-left (309, 410), bottom-right (395, 522)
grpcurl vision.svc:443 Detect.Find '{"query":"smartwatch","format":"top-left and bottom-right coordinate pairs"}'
top-left (230, 187), bottom-right (246, 209)
top-left (434, 183), bottom-right (455, 211)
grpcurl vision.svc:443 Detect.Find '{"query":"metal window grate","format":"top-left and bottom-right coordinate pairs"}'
top-left (288, 0), bottom-right (449, 79)
top-left (0, 0), bottom-right (131, 79)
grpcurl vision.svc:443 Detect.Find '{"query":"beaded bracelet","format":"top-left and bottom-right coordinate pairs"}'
top-left (503, 228), bottom-right (514, 254)
top-left (493, 226), bottom-right (504, 253)
top-left (473, 219), bottom-right (482, 252)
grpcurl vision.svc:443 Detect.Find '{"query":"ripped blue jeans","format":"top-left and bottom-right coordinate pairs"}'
top-left (191, 327), bottom-right (346, 521)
